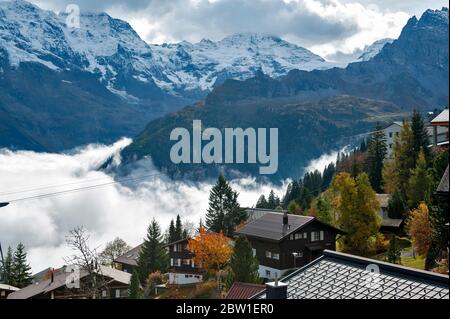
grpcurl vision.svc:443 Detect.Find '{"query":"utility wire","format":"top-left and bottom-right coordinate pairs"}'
top-left (1, 172), bottom-right (164, 204)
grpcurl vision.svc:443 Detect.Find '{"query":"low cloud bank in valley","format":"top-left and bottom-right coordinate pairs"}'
top-left (0, 139), bottom-right (287, 272)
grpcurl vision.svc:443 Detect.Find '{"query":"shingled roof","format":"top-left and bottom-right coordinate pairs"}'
top-left (226, 282), bottom-right (265, 299)
top-left (7, 265), bottom-right (131, 299)
top-left (114, 244), bottom-right (142, 267)
top-left (253, 250), bottom-right (449, 299)
top-left (236, 212), bottom-right (343, 242)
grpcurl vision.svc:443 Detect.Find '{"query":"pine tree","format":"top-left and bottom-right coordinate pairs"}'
top-left (283, 180), bottom-right (301, 207)
top-left (267, 190), bottom-right (277, 209)
top-left (359, 139), bottom-right (367, 153)
top-left (322, 163), bottom-right (336, 189)
top-left (205, 174), bottom-right (246, 236)
top-left (228, 235), bottom-right (260, 286)
top-left (10, 243), bottom-right (32, 288)
top-left (392, 121), bottom-right (415, 200)
top-left (387, 236), bottom-right (401, 264)
top-left (407, 151), bottom-right (432, 209)
top-left (387, 191), bottom-right (407, 219)
top-left (167, 219), bottom-right (177, 243)
top-left (366, 123), bottom-right (387, 193)
top-left (175, 215), bottom-right (183, 240)
top-left (303, 170), bottom-right (323, 196)
top-left (128, 269), bottom-right (141, 299)
top-left (256, 195), bottom-right (268, 208)
top-left (136, 219), bottom-right (167, 283)
top-left (2, 246), bottom-right (13, 285)
top-left (298, 186), bottom-right (313, 211)
top-left (411, 110), bottom-right (430, 164)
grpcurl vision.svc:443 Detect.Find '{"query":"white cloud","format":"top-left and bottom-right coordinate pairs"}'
top-left (0, 139), bottom-right (285, 272)
top-left (26, 0), bottom-right (446, 60)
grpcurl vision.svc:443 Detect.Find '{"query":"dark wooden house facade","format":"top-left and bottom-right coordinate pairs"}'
top-left (167, 238), bottom-right (203, 285)
top-left (236, 212), bottom-right (344, 279)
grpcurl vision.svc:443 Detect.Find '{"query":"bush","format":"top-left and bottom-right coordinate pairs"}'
top-left (191, 281), bottom-right (218, 299)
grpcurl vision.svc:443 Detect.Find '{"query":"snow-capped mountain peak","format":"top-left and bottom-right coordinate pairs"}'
top-left (357, 38), bottom-right (394, 61)
top-left (0, 0), bottom-right (335, 99)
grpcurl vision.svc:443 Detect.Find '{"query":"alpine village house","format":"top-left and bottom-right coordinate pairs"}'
top-left (235, 210), bottom-right (345, 280)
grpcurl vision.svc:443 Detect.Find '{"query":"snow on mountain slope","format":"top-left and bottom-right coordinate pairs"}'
top-left (357, 38), bottom-right (394, 61)
top-left (0, 0), bottom-right (335, 99)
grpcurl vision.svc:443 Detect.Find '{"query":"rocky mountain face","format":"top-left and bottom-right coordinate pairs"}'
top-left (0, 0), bottom-right (338, 151)
top-left (357, 38), bottom-right (394, 61)
top-left (207, 8), bottom-right (449, 110)
top-left (0, 0), bottom-right (333, 100)
top-left (119, 8), bottom-right (449, 181)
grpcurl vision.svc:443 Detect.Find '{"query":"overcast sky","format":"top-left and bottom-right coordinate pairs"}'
top-left (29, 0), bottom-right (449, 61)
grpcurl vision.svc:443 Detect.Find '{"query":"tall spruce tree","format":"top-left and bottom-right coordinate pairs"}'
top-left (2, 246), bottom-right (13, 285)
top-left (128, 269), bottom-right (141, 299)
top-left (10, 243), bottom-right (32, 288)
top-left (175, 215), bottom-right (183, 240)
top-left (411, 110), bottom-right (430, 164)
top-left (167, 219), bottom-right (177, 243)
top-left (205, 175), bottom-right (247, 236)
top-left (366, 123), bottom-right (387, 193)
top-left (136, 219), bottom-right (167, 283)
top-left (322, 163), bottom-right (336, 189)
top-left (393, 120), bottom-right (415, 200)
top-left (387, 191), bottom-right (407, 219)
top-left (228, 235), bottom-right (260, 286)
top-left (407, 151), bottom-right (432, 209)
top-left (255, 195), bottom-right (268, 208)
top-left (387, 236), bottom-right (401, 264)
top-left (267, 190), bottom-right (277, 209)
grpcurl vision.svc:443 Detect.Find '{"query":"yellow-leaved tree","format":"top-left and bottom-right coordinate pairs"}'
top-left (407, 202), bottom-right (432, 256)
top-left (331, 172), bottom-right (381, 255)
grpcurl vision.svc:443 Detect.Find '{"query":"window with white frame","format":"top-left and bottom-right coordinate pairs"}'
top-left (273, 253), bottom-right (280, 260)
top-left (320, 230), bottom-right (324, 241)
top-left (303, 232), bottom-right (307, 239)
top-left (311, 231), bottom-right (321, 242)
top-left (115, 289), bottom-right (121, 298)
top-left (265, 251), bottom-right (272, 258)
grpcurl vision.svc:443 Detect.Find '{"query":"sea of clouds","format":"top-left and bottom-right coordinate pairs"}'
top-left (0, 138), bottom-right (301, 272)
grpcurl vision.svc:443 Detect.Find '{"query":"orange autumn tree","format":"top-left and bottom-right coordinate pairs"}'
top-left (187, 227), bottom-right (232, 274)
top-left (407, 202), bottom-right (432, 256)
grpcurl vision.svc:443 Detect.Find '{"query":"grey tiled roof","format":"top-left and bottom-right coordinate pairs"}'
top-left (236, 212), bottom-right (314, 241)
top-left (114, 244), bottom-right (142, 266)
top-left (254, 250), bottom-right (449, 299)
top-left (236, 212), bottom-right (343, 242)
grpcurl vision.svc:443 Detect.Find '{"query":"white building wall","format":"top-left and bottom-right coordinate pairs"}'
top-left (383, 123), bottom-right (402, 159)
top-left (168, 272), bottom-right (203, 285)
top-left (258, 265), bottom-right (291, 280)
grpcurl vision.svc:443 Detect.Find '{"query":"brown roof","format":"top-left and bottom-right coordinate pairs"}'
top-left (7, 265), bottom-right (130, 299)
top-left (114, 244), bottom-right (142, 266)
top-left (226, 282), bottom-right (265, 299)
